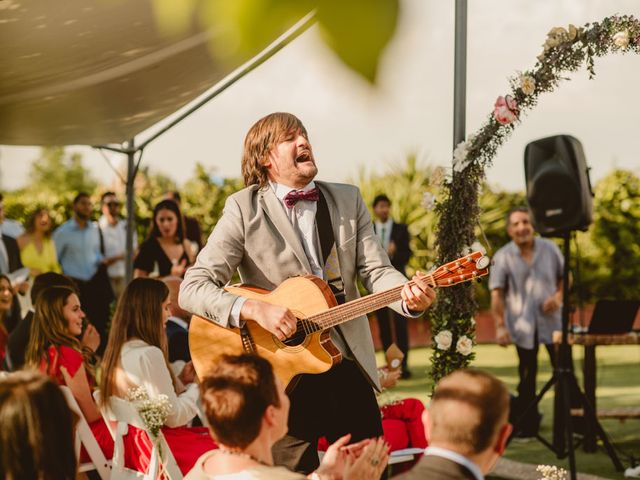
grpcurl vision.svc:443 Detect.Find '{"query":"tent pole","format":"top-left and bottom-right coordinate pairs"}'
top-left (453, 0), bottom-right (467, 148)
top-left (125, 138), bottom-right (136, 284)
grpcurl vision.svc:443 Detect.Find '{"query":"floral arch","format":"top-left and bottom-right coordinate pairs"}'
top-left (430, 15), bottom-right (640, 384)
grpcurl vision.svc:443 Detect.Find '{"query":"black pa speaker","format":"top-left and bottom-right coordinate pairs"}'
top-left (524, 135), bottom-right (593, 236)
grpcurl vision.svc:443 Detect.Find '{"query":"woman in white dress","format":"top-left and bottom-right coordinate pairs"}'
top-left (99, 277), bottom-right (215, 475)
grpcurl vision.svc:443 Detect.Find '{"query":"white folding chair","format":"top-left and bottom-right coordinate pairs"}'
top-left (103, 395), bottom-right (183, 480)
top-left (59, 385), bottom-right (112, 479)
top-left (93, 390), bottom-right (115, 439)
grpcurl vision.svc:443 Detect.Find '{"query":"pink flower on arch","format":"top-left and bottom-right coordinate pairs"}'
top-left (494, 95), bottom-right (519, 125)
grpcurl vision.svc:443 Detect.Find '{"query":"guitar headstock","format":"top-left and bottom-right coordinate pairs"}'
top-left (428, 251), bottom-right (490, 287)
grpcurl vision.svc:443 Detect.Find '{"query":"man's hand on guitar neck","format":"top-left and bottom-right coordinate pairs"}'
top-left (240, 299), bottom-right (298, 341)
top-left (401, 271), bottom-right (437, 314)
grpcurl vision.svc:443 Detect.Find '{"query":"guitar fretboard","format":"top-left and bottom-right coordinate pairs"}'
top-left (299, 283), bottom-right (407, 334)
top-left (293, 252), bottom-right (487, 337)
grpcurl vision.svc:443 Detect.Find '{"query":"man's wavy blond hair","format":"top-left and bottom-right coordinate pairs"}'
top-left (241, 112), bottom-right (308, 188)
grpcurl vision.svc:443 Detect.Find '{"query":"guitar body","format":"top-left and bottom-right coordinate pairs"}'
top-left (189, 275), bottom-right (341, 390)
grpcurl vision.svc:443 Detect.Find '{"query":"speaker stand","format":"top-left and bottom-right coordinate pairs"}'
top-left (507, 233), bottom-right (624, 480)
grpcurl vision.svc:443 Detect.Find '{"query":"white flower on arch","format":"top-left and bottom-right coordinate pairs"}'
top-left (434, 330), bottom-right (453, 350)
top-left (456, 335), bottom-right (473, 356)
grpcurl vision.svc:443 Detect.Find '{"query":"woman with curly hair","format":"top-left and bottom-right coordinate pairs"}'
top-left (25, 285), bottom-right (112, 460)
top-left (17, 207), bottom-right (61, 276)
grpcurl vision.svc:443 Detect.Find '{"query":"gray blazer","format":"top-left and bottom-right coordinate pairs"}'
top-left (397, 455), bottom-right (480, 480)
top-left (179, 181), bottom-right (408, 387)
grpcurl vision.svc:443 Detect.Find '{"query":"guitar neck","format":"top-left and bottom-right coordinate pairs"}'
top-left (304, 283), bottom-right (409, 332)
top-left (301, 251), bottom-right (489, 332)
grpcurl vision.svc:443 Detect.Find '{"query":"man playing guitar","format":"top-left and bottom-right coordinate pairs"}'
top-left (180, 112), bottom-right (436, 475)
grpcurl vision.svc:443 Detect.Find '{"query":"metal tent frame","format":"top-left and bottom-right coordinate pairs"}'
top-left (4, 1), bottom-right (469, 285)
top-left (93, 12), bottom-right (316, 282)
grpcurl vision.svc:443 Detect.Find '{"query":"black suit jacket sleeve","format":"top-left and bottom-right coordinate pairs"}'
top-left (390, 223), bottom-right (411, 271)
top-left (6, 311), bottom-right (33, 371)
top-left (2, 235), bottom-right (24, 272)
top-left (166, 321), bottom-right (191, 363)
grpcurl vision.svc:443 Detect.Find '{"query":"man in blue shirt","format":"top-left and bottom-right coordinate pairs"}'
top-left (489, 206), bottom-right (563, 438)
top-left (53, 192), bottom-right (114, 352)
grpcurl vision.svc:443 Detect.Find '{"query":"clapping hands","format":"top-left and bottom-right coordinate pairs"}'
top-left (316, 434), bottom-right (389, 480)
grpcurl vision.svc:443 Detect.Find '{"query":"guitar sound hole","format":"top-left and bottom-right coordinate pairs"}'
top-left (281, 320), bottom-right (308, 347)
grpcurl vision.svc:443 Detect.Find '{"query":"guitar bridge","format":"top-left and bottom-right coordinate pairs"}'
top-left (240, 324), bottom-right (256, 353)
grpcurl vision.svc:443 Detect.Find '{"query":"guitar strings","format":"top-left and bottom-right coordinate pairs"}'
top-left (284, 256), bottom-right (481, 340)
top-left (307, 260), bottom-right (475, 330)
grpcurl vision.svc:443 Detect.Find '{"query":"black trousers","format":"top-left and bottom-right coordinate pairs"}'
top-left (513, 342), bottom-right (556, 434)
top-left (376, 307), bottom-right (409, 371)
top-left (272, 359), bottom-right (383, 475)
top-left (514, 339), bottom-right (583, 436)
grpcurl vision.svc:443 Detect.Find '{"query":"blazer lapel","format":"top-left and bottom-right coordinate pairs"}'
top-left (316, 182), bottom-right (341, 248)
top-left (258, 187), bottom-right (312, 273)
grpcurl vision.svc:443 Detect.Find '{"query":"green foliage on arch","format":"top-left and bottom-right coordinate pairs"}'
top-left (430, 15), bottom-right (640, 385)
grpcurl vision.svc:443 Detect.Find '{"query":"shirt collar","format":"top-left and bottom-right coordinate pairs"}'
top-left (72, 217), bottom-right (91, 230)
top-left (376, 219), bottom-right (393, 229)
top-left (168, 316), bottom-right (189, 330)
top-left (270, 180), bottom-right (316, 202)
top-left (510, 237), bottom-right (538, 254)
top-left (424, 446), bottom-right (484, 480)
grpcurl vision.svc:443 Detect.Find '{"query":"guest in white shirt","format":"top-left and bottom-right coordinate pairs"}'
top-left (98, 192), bottom-right (137, 298)
top-left (99, 277), bottom-right (215, 475)
top-left (398, 369), bottom-right (512, 480)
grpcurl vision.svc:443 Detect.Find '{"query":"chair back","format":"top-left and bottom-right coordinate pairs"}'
top-left (104, 394), bottom-right (183, 480)
top-left (59, 385), bottom-right (112, 479)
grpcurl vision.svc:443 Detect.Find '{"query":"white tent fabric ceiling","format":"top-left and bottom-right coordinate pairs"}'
top-left (0, 0), bottom-right (262, 146)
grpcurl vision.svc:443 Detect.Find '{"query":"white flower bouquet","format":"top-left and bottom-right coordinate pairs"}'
top-left (126, 386), bottom-right (172, 438)
top-left (537, 465), bottom-right (568, 480)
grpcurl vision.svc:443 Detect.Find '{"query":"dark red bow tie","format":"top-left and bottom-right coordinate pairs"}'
top-left (283, 187), bottom-right (320, 208)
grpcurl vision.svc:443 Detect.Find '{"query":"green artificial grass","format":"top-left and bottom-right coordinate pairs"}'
top-left (380, 344), bottom-right (640, 479)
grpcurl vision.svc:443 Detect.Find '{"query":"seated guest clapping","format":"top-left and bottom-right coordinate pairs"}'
top-left (0, 370), bottom-right (77, 480)
top-left (186, 353), bottom-right (389, 480)
top-left (25, 285), bottom-right (113, 461)
top-left (398, 369), bottom-right (512, 480)
top-left (100, 277), bottom-right (214, 475)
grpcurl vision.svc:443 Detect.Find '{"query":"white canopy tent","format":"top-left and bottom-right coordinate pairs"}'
top-left (0, 0), bottom-right (313, 146)
top-left (1, 0), bottom-right (470, 283)
top-left (0, 0), bottom-right (315, 279)
top-left (1, 0), bottom-right (234, 146)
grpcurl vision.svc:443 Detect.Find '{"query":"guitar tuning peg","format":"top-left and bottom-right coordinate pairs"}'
top-left (475, 255), bottom-right (490, 270)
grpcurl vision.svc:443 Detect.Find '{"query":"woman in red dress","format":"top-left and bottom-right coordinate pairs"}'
top-left (25, 285), bottom-right (113, 461)
top-left (100, 277), bottom-right (215, 475)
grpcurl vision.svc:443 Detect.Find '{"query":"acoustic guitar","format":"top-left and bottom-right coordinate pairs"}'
top-left (189, 251), bottom-right (490, 390)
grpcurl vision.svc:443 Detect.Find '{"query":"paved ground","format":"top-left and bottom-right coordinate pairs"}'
top-left (490, 458), bottom-right (610, 480)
